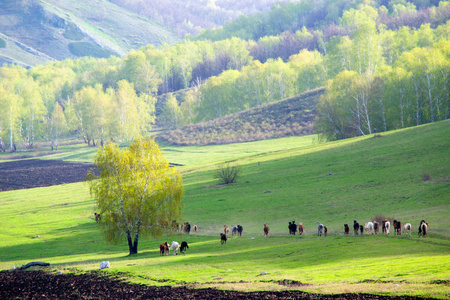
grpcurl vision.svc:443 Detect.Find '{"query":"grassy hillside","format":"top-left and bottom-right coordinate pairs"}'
top-left (0, 33), bottom-right (54, 67)
top-left (0, 120), bottom-right (449, 297)
top-left (0, 0), bottom-right (178, 67)
top-left (157, 88), bottom-right (324, 145)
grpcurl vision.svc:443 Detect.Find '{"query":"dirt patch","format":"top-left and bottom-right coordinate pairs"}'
top-left (0, 159), bottom-right (95, 191)
top-left (276, 279), bottom-right (308, 287)
top-left (430, 279), bottom-right (449, 284)
top-left (0, 271), bottom-right (431, 299)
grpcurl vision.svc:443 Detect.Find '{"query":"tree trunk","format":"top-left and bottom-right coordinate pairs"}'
top-left (10, 108), bottom-right (14, 152)
top-left (127, 230), bottom-right (137, 255)
top-left (133, 230), bottom-right (139, 254)
top-left (426, 72), bottom-right (434, 122)
top-left (127, 228), bottom-right (140, 255)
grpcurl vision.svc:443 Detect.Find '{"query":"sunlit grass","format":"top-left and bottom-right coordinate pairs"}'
top-left (0, 120), bottom-right (449, 298)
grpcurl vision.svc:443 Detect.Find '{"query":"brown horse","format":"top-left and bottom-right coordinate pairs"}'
top-left (159, 242), bottom-right (170, 256)
top-left (263, 224), bottom-right (269, 237)
top-left (298, 223), bottom-right (305, 235)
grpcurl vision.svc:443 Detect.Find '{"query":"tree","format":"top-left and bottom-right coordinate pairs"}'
top-left (0, 66), bottom-right (25, 152)
top-left (289, 49), bottom-right (325, 94)
top-left (86, 138), bottom-right (183, 255)
top-left (70, 85), bottom-right (100, 145)
top-left (179, 87), bottom-right (201, 125)
top-left (315, 78), bottom-right (352, 140)
top-left (0, 85), bottom-right (21, 152)
top-left (18, 76), bottom-right (46, 147)
top-left (315, 70), bottom-right (373, 139)
top-left (48, 102), bottom-right (68, 150)
top-left (159, 94), bottom-right (182, 129)
top-left (121, 49), bottom-right (146, 84)
top-left (112, 80), bottom-right (155, 142)
top-left (136, 61), bottom-right (162, 95)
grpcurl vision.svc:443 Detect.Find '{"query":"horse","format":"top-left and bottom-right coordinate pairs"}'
top-left (318, 222), bottom-right (324, 236)
top-left (264, 224), bottom-right (269, 237)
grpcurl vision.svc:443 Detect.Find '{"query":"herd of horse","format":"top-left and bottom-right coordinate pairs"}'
top-left (285, 219), bottom-right (428, 237)
top-left (93, 213), bottom-right (429, 257)
top-left (159, 219), bottom-right (428, 256)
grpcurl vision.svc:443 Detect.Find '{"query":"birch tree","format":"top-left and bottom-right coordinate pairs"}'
top-left (18, 76), bottom-right (46, 147)
top-left (86, 138), bottom-right (183, 255)
top-left (48, 102), bottom-right (68, 150)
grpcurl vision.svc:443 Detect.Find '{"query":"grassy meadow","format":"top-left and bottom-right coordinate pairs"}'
top-left (0, 120), bottom-right (449, 298)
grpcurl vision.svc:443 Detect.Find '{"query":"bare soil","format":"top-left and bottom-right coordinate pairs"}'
top-left (0, 159), bottom-right (95, 191)
top-left (0, 271), bottom-right (430, 300)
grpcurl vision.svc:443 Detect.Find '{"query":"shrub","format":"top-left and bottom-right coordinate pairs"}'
top-left (68, 42), bottom-right (118, 58)
top-left (214, 163), bottom-right (241, 184)
top-left (423, 173), bottom-right (431, 181)
top-left (63, 23), bottom-right (85, 41)
top-left (372, 214), bottom-right (393, 225)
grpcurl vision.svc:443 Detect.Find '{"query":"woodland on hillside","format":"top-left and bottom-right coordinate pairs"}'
top-left (109, 0), bottom-right (292, 37)
top-left (196, 0), bottom-right (448, 42)
top-left (0, 0), bottom-right (449, 151)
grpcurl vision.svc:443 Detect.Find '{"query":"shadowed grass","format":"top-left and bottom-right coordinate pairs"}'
top-left (0, 120), bottom-right (449, 298)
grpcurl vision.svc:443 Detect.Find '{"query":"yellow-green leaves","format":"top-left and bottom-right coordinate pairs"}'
top-left (86, 138), bottom-right (183, 254)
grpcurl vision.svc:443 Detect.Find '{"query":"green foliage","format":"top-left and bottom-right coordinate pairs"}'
top-left (113, 80), bottom-right (156, 141)
top-left (86, 138), bottom-right (183, 254)
top-left (48, 102), bottom-right (68, 150)
top-left (0, 65), bottom-right (28, 151)
top-left (214, 163), bottom-right (241, 184)
top-left (68, 42), bottom-right (118, 58)
top-left (195, 0), bottom-right (448, 43)
top-left (316, 40), bottom-right (450, 140)
top-left (158, 93), bottom-right (182, 129)
top-left (1, 1), bottom-right (449, 151)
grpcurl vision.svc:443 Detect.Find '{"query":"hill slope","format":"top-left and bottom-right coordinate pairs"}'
top-left (0, 120), bottom-right (448, 297)
top-left (157, 88), bottom-right (325, 145)
top-left (0, 0), bottom-right (178, 67)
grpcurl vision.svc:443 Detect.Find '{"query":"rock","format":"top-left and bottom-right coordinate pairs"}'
top-left (99, 261), bottom-right (110, 270)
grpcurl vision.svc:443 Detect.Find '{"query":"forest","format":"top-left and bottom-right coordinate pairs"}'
top-left (0, 0), bottom-right (449, 151)
top-left (109, 0), bottom-right (295, 37)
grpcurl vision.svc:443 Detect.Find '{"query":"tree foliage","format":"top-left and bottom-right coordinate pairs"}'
top-left (315, 40), bottom-right (449, 140)
top-left (86, 138), bottom-right (183, 255)
top-left (0, 1), bottom-right (448, 149)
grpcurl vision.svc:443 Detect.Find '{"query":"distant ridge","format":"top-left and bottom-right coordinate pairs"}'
top-left (157, 88), bottom-right (325, 145)
top-left (0, 0), bottom-right (178, 67)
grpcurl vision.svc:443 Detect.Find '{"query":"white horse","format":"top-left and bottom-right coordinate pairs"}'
top-left (404, 223), bottom-right (412, 236)
top-left (365, 222), bottom-right (374, 234)
top-left (385, 221), bottom-right (391, 234)
top-left (317, 222), bottom-right (324, 236)
top-left (171, 241), bottom-right (179, 255)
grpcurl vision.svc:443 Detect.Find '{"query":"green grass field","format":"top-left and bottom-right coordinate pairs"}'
top-left (0, 120), bottom-right (449, 298)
